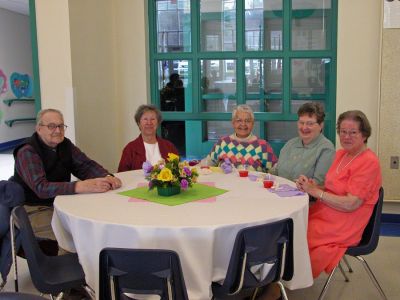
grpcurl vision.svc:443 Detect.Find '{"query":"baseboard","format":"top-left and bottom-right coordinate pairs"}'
top-left (381, 213), bottom-right (400, 237)
top-left (0, 138), bottom-right (26, 152)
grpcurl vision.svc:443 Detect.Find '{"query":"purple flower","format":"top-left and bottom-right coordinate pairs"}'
top-left (220, 159), bottom-right (233, 174)
top-left (183, 166), bottom-right (191, 176)
top-left (180, 179), bottom-right (189, 190)
top-left (142, 161), bottom-right (153, 176)
top-left (148, 181), bottom-right (153, 188)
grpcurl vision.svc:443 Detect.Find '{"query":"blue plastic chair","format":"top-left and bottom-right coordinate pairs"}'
top-left (318, 187), bottom-right (387, 300)
top-left (99, 248), bottom-right (189, 300)
top-left (10, 206), bottom-right (87, 300)
top-left (211, 218), bottom-right (294, 300)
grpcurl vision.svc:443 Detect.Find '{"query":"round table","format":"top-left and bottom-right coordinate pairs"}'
top-left (52, 170), bottom-right (313, 300)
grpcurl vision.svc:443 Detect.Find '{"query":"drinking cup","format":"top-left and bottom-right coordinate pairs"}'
top-left (239, 170), bottom-right (249, 177)
top-left (263, 180), bottom-right (274, 188)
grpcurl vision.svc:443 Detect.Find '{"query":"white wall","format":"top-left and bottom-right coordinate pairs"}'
top-left (336, 0), bottom-right (382, 152)
top-left (0, 8), bottom-right (35, 146)
top-left (34, 0), bottom-right (76, 143)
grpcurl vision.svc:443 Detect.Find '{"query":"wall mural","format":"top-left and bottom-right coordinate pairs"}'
top-left (0, 69), bottom-right (7, 95)
top-left (0, 68), bottom-right (7, 123)
top-left (10, 72), bottom-right (32, 98)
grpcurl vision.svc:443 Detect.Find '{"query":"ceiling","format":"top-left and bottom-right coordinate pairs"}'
top-left (0, 0), bottom-right (29, 15)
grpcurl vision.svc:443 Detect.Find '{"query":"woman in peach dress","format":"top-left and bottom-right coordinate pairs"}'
top-left (296, 110), bottom-right (382, 278)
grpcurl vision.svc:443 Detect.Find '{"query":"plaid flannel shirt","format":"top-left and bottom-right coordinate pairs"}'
top-left (15, 143), bottom-right (109, 200)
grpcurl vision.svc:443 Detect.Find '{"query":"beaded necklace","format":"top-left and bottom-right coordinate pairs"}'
top-left (336, 148), bottom-right (365, 174)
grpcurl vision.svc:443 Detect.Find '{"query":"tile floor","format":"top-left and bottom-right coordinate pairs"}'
top-left (1, 153), bottom-right (399, 299)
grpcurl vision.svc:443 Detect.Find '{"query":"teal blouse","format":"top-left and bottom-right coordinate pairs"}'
top-left (273, 134), bottom-right (335, 185)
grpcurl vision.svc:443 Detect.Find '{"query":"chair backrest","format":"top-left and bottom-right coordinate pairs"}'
top-left (0, 292), bottom-right (47, 299)
top-left (0, 180), bottom-right (24, 282)
top-left (99, 248), bottom-right (189, 300)
top-left (11, 206), bottom-right (52, 291)
top-left (218, 218), bottom-right (293, 295)
top-left (347, 187), bottom-right (384, 256)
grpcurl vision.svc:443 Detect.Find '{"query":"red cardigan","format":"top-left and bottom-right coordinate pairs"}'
top-left (118, 135), bottom-right (179, 172)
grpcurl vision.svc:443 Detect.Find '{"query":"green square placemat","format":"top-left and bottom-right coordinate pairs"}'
top-left (118, 183), bottom-right (228, 206)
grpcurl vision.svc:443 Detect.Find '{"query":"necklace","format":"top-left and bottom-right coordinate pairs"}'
top-left (336, 149), bottom-right (365, 174)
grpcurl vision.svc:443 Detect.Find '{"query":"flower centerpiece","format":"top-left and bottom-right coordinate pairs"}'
top-left (143, 153), bottom-right (199, 196)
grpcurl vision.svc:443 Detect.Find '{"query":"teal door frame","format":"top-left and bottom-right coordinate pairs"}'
top-left (29, 0), bottom-right (41, 113)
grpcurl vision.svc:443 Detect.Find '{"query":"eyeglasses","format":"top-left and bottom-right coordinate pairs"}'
top-left (39, 123), bottom-right (68, 131)
top-left (234, 119), bottom-right (253, 124)
top-left (297, 121), bottom-right (318, 127)
top-left (339, 129), bottom-right (360, 137)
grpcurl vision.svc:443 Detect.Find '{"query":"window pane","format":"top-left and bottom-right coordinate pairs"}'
top-left (201, 59), bottom-right (236, 112)
top-left (161, 121), bottom-right (186, 154)
top-left (206, 120), bottom-right (260, 141)
top-left (291, 0), bottom-right (332, 50)
top-left (200, 0), bottom-right (236, 51)
top-left (157, 0), bottom-right (191, 52)
top-left (245, 58), bottom-right (282, 112)
top-left (245, 0), bottom-right (283, 51)
top-left (158, 60), bottom-right (191, 111)
top-left (291, 58), bottom-right (330, 112)
top-left (265, 121), bottom-right (297, 143)
top-left (291, 100), bottom-right (326, 115)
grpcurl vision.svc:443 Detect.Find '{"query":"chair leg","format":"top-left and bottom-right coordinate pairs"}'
top-left (342, 256), bottom-right (353, 273)
top-left (338, 262), bottom-right (349, 282)
top-left (0, 280), bottom-right (6, 291)
top-left (276, 281), bottom-right (288, 300)
top-left (318, 266), bottom-right (337, 300)
top-left (354, 256), bottom-right (387, 300)
top-left (10, 212), bottom-right (18, 292)
top-left (83, 284), bottom-right (96, 299)
top-left (250, 287), bottom-right (260, 300)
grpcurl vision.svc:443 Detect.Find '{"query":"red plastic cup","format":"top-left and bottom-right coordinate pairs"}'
top-left (263, 180), bottom-right (274, 188)
top-left (239, 170), bottom-right (249, 177)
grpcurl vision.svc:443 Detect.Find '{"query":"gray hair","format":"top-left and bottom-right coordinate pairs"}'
top-left (134, 104), bottom-right (162, 126)
top-left (36, 109), bottom-right (64, 125)
top-left (336, 110), bottom-right (371, 144)
top-left (232, 104), bottom-right (254, 121)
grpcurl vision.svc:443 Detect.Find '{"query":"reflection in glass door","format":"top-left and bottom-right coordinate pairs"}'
top-left (149, 0), bottom-right (337, 159)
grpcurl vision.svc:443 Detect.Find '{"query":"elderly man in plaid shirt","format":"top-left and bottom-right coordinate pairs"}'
top-left (10, 108), bottom-right (122, 241)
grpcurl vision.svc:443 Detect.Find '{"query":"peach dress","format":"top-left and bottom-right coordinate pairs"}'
top-left (307, 149), bottom-right (382, 278)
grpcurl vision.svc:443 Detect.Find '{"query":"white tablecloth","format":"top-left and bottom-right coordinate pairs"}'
top-left (52, 170), bottom-right (313, 300)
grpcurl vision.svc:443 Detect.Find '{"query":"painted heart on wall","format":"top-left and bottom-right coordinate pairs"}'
top-left (10, 72), bottom-right (33, 98)
top-left (0, 69), bottom-right (7, 95)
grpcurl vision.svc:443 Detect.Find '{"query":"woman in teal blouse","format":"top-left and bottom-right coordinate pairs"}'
top-left (273, 103), bottom-right (335, 185)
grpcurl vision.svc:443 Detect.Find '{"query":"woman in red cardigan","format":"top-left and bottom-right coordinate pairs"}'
top-left (118, 105), bottom-right (178, 171)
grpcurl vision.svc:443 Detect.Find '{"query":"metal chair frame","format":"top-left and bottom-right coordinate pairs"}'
top-left (211, 218), bottom-right (294, 300)
top-left (10, 206), bottom-right (53, 292)
top-left (10, 206), bottom-right (89, 300)
top-left (318, 188), bottom-right (387, 300)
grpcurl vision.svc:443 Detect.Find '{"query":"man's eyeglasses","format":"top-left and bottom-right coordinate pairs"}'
top-left (39, 123), bottom-right (68, 131)
top-left (234, 119), bottom-right (253, 124)
top-left (297, 121), bottom-right (318, 127)
top-left (339, 129), bottom-right (360, 137)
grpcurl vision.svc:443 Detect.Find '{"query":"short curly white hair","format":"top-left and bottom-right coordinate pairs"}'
top-left (232, 104), bottom-right (254, 121)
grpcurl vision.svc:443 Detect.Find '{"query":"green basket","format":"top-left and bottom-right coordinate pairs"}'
top-left (157, 185), bottom-right (181, 197)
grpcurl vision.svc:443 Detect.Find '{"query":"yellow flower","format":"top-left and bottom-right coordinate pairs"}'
top-left (167, 153), bottom-right (179, 162)
top-left (157, 168), bottom-right (173, 182)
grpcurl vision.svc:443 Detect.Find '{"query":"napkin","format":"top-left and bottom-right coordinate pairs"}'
top-left (268, 184), bottom-right (305, 197)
